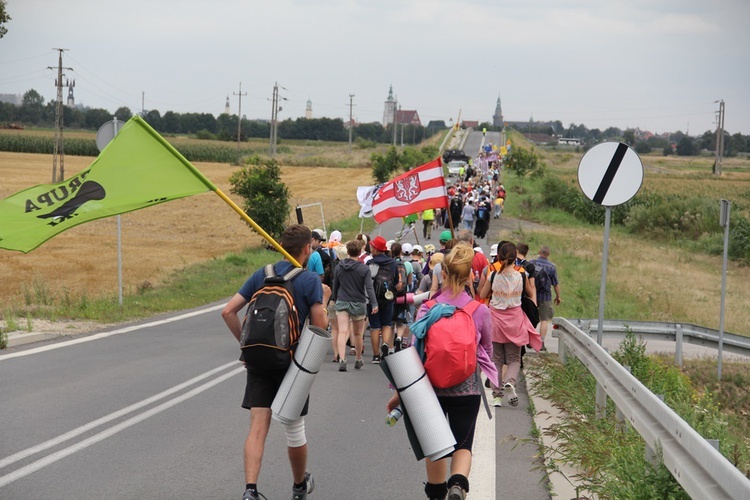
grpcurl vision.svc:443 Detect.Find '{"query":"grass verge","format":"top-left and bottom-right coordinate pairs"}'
top-left (4, 213), bottom-right (375, 327)
top-left (526, 332), bottom-right (749, 498)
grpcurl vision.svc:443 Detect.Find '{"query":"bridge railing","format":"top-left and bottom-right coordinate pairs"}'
top-left (551, 317), bottom-right (750, 499)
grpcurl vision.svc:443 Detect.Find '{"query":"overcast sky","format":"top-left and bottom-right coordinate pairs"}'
top-left (2, 0), bottom-right (749, 135)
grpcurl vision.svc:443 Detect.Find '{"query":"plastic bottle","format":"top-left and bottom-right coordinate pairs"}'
top-left (386, 406), bottom-right (403, 427)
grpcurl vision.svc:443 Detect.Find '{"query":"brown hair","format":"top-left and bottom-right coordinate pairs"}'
top-left (346, 239), bottom-right (362, 257)
top-left (498, 242), bottom-right (517, 267)
top-left (442, 243), bottom-right (474, 297)
top-left (281, 225), bottom-right (312, 257)
top-left (516, 242), bottom-right (529, 256)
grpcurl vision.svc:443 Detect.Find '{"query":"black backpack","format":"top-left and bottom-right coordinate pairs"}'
top-left (240, 264), bottom-right (304, 369)
top-left (369, 261), bottom-right (396, 303)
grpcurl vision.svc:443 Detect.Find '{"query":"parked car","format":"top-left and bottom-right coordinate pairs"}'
top-left (447, 160), bottom-right (467, 177)
top-left (442, 149), bottom-right (470, 163)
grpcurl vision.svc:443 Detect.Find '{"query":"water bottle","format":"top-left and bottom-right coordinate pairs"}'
top-left (386, 406), bottom-right (403, 427)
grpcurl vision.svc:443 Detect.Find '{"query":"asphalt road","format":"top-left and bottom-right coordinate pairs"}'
top-left (0, 132), bottom-right (551, 499)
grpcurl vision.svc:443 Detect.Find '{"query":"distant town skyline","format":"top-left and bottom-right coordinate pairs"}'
top-left (2, 0), bottom-right (748, 135)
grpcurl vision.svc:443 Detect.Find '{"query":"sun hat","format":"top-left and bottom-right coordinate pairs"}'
top-left (370, 236), bottom-right (388, 252)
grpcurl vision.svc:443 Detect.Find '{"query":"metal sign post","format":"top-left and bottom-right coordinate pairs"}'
top-left (718, 199), bottom-right (731, 380)
top-left (96, 117), bottom-right (124, 306)
top-left (578, 142), bottom-right (644, 419)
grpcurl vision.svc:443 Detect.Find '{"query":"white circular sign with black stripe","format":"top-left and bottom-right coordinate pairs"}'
top-left (577, 142), bottom-right (643, 206)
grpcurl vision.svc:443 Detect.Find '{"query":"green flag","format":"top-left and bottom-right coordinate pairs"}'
top-left (0, 116), bottom-right (217, 253)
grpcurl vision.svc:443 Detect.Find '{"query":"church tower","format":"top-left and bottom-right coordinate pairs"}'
top-left (383, 85), bottom-right (397, 126)
top-left (224, 95), bottom-right (231, 115)
top-left (492, 95), bottom-right (504, 127)
top-left (66, 80), bottom-right (75, 108)
top-left (305, 98), bottom-right (313, 119)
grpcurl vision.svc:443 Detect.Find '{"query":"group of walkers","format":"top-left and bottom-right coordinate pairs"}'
top-left (220, 201), bottom-right (562, 499)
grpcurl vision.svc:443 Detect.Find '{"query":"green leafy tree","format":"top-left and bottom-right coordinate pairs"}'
top-left (0, 0), bottom-right (11, 38)
top-left (229, 156), bottom-right (290, 240)
top-left (676, 136), bottom-right (696, 156)
top-left (113, 107), bottom-right (132, 123)
top-left (21, 89), bottom-right (44, 123)
top-left (370, 146), bottom-right (401, 183)
top-left (504, 146), bottom-right (546, 185)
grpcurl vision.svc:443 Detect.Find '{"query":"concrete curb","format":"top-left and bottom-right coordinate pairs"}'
top-left (5, 331), bottom-right (65, 348)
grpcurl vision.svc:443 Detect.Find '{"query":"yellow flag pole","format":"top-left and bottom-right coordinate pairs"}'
top-left (213, 188), bottom-right (302, 268)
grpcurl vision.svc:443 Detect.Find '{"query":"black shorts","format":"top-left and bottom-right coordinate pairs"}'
top-left (242, 367), bottom-right (309, 415)
top-left (437, 395), bottom-right (481, 454)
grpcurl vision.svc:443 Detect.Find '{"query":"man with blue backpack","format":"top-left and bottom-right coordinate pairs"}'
top-left (530, 245), bottom-right (562, 351)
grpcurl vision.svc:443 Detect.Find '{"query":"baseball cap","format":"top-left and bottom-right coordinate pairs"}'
top-left (474, 246), bottom-right (484, 254)
top-left (439, 230), bottom-right (452, 243)
top-left (370, 236), bottom-right (388, 252)
top-left (311, 230), bottom-right (325, 241)
top-left (401, 242), bottom-right (413, 255)
top-left (412, 244), bottom-right (423, 254)
top-left (329, 230), bottom-right (342, 244)
top-left (424, 244), bottom-right (436, 253)
top-left (490, 244), bottom-right (498, 257)
top-left (386, 239), bottom-right (395, 251)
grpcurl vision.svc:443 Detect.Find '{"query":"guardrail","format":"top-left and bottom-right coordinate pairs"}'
top-left (552, 317), bottom-right (750, 499)
top-left (564, 318), bottom-right (750, 366)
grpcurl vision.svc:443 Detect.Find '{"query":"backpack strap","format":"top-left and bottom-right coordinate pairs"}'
top-left (461, 299), bottom-right (481, 316)
top-left (281, 266), bottom-right (305, 282)
top-left (263, 264), bottom-right (276, 279)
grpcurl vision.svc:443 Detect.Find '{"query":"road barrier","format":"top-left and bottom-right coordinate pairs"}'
top-left (552, 317), bottom-right (750, 499)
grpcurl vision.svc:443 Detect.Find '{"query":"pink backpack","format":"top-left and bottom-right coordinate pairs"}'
top-left (423, 300), bottom-right (480, 389)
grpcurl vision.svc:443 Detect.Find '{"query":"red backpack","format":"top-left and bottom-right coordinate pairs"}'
top-left (423, 299), bottom-right (480, 389)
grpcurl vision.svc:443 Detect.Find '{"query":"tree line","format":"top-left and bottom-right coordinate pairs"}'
top-left (478, 120), bottom-right (750, 157)
top-left (0, 89), bottom-right (439, 145)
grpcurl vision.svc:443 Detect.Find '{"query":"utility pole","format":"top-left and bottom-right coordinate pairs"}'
top-left (269, 83), bottom-right (278, 156)
top-left (48, 48), bottom-right (73, 183)
top-left (714, 99), bottom-right (725, 176)
top-left (347, 93), bottom-right (355, 152)
top-left (141, 91), bottom-right (145, 116)
top-left (233, 82), bottom-right (247, 163)
top-left (269, 82), bottom-right (286, 157)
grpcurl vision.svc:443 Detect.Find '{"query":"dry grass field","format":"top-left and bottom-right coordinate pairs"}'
top-left (0, 152), bottom-right (373, 307)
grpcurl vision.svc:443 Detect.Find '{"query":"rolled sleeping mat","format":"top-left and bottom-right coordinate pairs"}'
top-left (271, 324), bottom-right (332, 424)
top-left (384, 347), bottom-right (456, 460)
top-left (394, 291), bottom-right (430, 306)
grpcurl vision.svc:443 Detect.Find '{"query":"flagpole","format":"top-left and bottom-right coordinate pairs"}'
top-left (213, 189), bottom-right (302, 268)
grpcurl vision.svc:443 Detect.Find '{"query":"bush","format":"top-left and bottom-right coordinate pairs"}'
top-left (229, 156), bottom-right (290, 239)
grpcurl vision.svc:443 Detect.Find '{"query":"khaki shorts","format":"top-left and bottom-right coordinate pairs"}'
top-left (538, 300), bottom-right (555, 321)
top-left (335, 300), bottom-right (367, 321)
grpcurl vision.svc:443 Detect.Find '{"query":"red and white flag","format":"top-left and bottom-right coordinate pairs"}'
top-left (371, 157), bottom-right (448, 223)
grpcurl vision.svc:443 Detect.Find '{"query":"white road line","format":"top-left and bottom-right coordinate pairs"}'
top-left (0, 365), bottom-right (245, 489)
top-left (470, 387), bottom-right (497, 499)
top-left (0, 361), bottom-right (238, 470)
top-left (0, 304), bottom-right (226, 361)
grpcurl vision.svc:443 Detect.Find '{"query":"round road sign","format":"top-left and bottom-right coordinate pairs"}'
top-left (577, 142), bottom-right (643, 206)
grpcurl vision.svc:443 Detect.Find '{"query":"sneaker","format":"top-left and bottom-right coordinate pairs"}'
top-left (354, 358), bottom-right (364, 370)
top-left (401, 336), bottom-right (409, 349)
top-left (447, 484), bottom-right (466, 500)
top-left (380, 342), bottom-right (389, 359)
top-left (394, 337), bottom-right (402, 352)
top-left (492, 397), bottom-right (503, 407)
top-left (291, 471), bottom-right (315, 500)
top-left (338, 359), bottom-right (347, 372)
top-left (541, 344), bottom-right (548, 352)
top-left (349, 346), bottom-right (356, 355)
top-left (242, 489), bottom-right (268, 500)
top-left (505, 382), bottom-right (519, 407)
top-left (484, 378), bottom-right (491, 389)
top-left (372, 355), bottom-right (380, 364)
